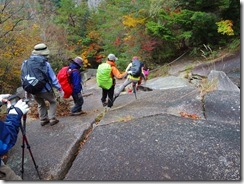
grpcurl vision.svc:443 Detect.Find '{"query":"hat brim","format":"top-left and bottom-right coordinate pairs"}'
top-left (32, 49), bottom-right (50, 56)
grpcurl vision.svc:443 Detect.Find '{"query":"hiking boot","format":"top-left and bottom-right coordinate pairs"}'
top-left (40, 118), bottom-right (50, 126)
top-left (50, 118), bottom-right (59, 126)
top-left (70, 111), bottom-right (87, 116)
top-left (102, 102), bottom-right (108, 107)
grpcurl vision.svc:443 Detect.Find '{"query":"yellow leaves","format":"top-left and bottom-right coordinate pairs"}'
top-left (124, 35), bottom-right (132, 41)
top-left (216, 20), bottom-right (234, 36)
top-left (118, 115), bottom-right (133, 122)
top-left (88, 31), bottom-right (100, 40)
top-left (77, 39), bottom-right (82, 45)
top-left (122, 14), bottom-right (145, 28)
top-left (81, 51), bottom-right (90, 68)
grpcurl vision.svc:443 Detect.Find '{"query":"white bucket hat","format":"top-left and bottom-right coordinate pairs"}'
top-left (107, 53), bottom-right (118, 61)
top-left (32, 43), bottom-right (50, 56)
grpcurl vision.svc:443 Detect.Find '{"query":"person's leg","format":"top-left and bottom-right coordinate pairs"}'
top-left (34, 93), bottom-right (49, 125)
top-left (41, 92), bottom-right (59, 126)
top-left (101, 88), bottom-right (108, 106)
top-left (137, 77), bottom-right (142, 90)
top-left (43, 92), bottom-right (57, 120)
top-left (71, 93), bottom-right (84, 113)
top-left (132, 81), bottom-right (137, 93)
top-left (107, 85), bottom-right (115, 108)
top-left (114, 78), bottom-right (132, 97)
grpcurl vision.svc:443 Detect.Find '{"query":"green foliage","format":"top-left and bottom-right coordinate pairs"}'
top-left (146, 21), bottom-right (175, 41)
top-left (55, 0), bottom-right (89, 44)
top-left (228, 38), bottom-right (240, 50)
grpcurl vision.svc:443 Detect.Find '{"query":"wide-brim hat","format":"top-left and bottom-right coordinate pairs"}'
top-left (73, 56), bottom-right (83, 67)
top-left (32, 43), bottom-right (50, 56)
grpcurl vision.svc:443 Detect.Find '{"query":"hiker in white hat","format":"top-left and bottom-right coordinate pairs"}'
top-left (21, 43), bottom-right (64, 126)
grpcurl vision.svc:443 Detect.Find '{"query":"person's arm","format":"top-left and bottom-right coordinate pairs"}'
top-left (0, 115), bottom-right (21, 156)
top-left (112, 67), bottom-right (127, 79)
top-left (141, 67), bottom-right (146, 81)
top-left (71, 70), bottom-right (82, 94)
top-left (46, 62), bottom-right (62, 90)
top-left (0, 99), bottom-right (29, 156)
top-left (125, 63), bottom-right (132, 72)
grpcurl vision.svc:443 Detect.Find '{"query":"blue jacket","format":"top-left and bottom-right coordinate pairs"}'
top-left (21, 55), bottom-right (62, 92)
top-left (0, 114), bottom-right (21, 157)
top-left (69, 63), bottom-right (82, 94)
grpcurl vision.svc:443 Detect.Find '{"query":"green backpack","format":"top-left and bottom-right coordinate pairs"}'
top-left (96, 63), bottom-right (113, 90)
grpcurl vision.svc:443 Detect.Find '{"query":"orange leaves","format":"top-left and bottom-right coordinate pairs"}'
top-left (180, 112), bottom-right (201, 120)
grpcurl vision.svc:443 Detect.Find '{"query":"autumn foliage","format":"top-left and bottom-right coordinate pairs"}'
top-left (0, 0), bottom-right (240, 93)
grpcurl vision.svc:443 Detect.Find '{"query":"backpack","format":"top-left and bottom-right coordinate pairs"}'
top-left (21, 57), bottom-right (49, 95)
top-left (57, 66), bottom-right (77, 98)
top-left (130, 60), bottom-right (143, 77)
top-left (96, 63), bottom-right (113, 90)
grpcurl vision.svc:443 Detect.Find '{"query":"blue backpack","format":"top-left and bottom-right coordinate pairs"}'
top-left (21, 57), bottom-right (50, 94)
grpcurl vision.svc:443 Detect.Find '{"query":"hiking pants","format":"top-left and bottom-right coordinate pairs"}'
top-left (71, 92), bottom-right (84, 113)
top-left (115, 78), bottom-right (138, 97)
top-left (0, 162), bottom-right (22, 180)
top-left (101, 85), bottom-right (115, 108)
top-left (34, 91), bottom-right (57, 121)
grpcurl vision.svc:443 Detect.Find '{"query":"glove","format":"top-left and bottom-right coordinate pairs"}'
top-left (9, 99), bottom-right (29, 116)
top-left (58, 89), bottom-right (64, 98)
top-left (0, 94), bottom-right (10, 102)
top-left (127, 71), bottom-right (132, 74)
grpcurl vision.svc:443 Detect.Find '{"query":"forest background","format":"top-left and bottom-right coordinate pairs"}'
top-left (0, 0), bottom-right (240, 93)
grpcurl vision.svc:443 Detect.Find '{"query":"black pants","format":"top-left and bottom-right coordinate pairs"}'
top-left (101, 85), bottom-right (114, 108)
top-left (71, 92), bottom-right (84, 113)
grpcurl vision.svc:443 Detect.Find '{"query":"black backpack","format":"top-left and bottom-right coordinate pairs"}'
top-left (130, 60), bottom-right (143, 77)
top-left (21, 56), bottom-right (50, 94)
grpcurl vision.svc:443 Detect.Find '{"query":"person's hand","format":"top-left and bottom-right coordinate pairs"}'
top-left (0, 94), bottom-right (10, 102)
top-left (123, 72), bottom-right (129, 79)
top-left (9, 99), bottom-right (29, 115)
top-left (58, 89), bottom-right (64, 98)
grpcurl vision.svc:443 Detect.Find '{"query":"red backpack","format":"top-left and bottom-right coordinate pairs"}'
top-left (57, 66), bottom-right (77, 98)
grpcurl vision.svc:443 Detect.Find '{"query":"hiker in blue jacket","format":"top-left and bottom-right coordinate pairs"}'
top-left (69, 57), bottom-right (86, 116)
top-left (0, 94), bottom-right (30, 180)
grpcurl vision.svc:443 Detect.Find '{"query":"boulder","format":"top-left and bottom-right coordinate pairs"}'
top-left (207, 70), bottom-right (239, 92)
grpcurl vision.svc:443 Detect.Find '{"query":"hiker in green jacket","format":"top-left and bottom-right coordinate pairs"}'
top-left (97, 54), bottom-right (127, 109)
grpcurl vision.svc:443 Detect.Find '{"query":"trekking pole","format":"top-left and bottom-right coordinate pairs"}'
top-left (20, 98), bottom-right (41, 180)
top-left (20, 116), bottom-right (25, 180)
top-left (132, 82), bottom-right (137, 100)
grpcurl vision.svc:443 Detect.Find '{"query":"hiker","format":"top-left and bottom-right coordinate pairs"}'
top-left (68, 57), bottom-right (86, 116)
top-left (114, 56), bottom-right (146, 100)
top-left (137, 64), bottom-right (149, 90)
top-left (97, 53), bottom-right (127, 109)
top-left (143, 65), bottom-right (149, 80)
top-left (0, 94), bottom-right (29, 180)
top-left (21, 43), bottom-right (63, 126)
